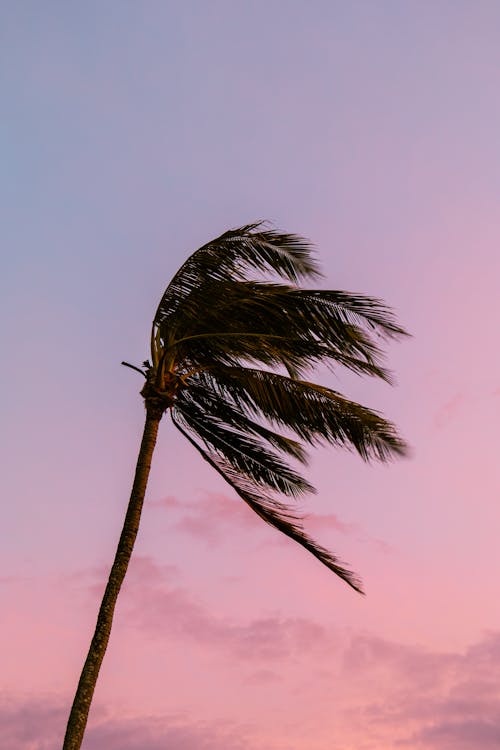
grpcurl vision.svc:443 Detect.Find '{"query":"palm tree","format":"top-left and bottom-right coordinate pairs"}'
top-left (62, 223), bottom-right (407, 749)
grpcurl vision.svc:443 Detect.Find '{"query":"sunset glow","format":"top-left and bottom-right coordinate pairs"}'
top-left (2, 3), bottom-right (500, 749)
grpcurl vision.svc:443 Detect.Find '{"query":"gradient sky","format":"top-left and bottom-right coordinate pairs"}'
top-left (2, 2), bottom-right (500, 749)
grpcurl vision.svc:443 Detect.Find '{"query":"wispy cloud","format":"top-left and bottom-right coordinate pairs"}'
top-left (151, 492), bottom-right (358, 545)
top-left (113, 555), bottom-right (330, 662)
top-left (150, 492), bottom-right (270, 542)
top-left (67, 554), bottom-right (180, 600)
top-left (302, 511), bottom-right (357, 535)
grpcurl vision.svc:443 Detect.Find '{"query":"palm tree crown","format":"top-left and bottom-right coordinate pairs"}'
top-left (136, 222), bottom-right (408, 593)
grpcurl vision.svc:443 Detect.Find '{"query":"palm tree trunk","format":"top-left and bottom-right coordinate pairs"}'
top-left (62, 410), bottom-right (161, 750)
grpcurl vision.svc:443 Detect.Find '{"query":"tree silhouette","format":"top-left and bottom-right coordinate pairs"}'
top-left (62, 224), bottom-right (407, 749)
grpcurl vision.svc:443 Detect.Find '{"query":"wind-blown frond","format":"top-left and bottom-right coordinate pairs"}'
top-left (297, 289), bottom-right (408, 339)
top-left (153, 223), bottom-right (321, 332)
top-left (154, 280), bottom-right (402, 381)
top-left (168, 333), bottom-right (390, 384)
top-left (198, 367), bottom-right (407, 461)
top-left (177, 382), bottom-right (308, 462)
top-left (168, 282), bottom-right (406, 344)
top-left (174, 394), bottom-right (313, 497)
top-left (171, 411), bottom-right (364, 594)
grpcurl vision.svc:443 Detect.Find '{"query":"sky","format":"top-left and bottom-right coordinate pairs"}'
top-left (2, 1), bottom-right (500, 748)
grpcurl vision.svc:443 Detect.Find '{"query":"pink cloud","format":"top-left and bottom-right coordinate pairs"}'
top-left (303, 511), bottom-right (357, 535)
top-left (68, 555), bottom-right (180, 600)
top-left (0, 696), bottom-right (253, 750)
top-left (151, 492), bottom-right (261, 541)
top-left (0, 696), bottom-right (66, 750)
top-left (5, 620), bottom-right (500, 750)
top-left (410, 718), bottom-right (500, 749)
top-left (123, 578), bottom-right (329, 662)
top-left (340, 631), bottom-right (500, 749)
top-left (84, 712), bottom-right (253, 750)
top-left (77, 554), bottom-right (331, 664)
top-left (80, 553), bottom-right (500, 750)
top-left (8, 558), bottom-right (500, 750)
top-left (151, 492), bottom-right (358, 545)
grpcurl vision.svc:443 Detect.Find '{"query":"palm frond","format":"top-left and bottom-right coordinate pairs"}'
top-left (178, 382), bottom-right (308, 462)
top-left (174, 395), bottom-right (313, 497)
top-left (152, 224), bottom-right (321, 332)
top-left (154, 280), bottom-right (402, 381)
top-left (171, 411), bottom-right (363, 593)
top-left (298, 289), bottom-right (408, 339)
top-left (179, 336), bottom-right (389, 381)
top-left (199, 367), bottom-right (407, 461)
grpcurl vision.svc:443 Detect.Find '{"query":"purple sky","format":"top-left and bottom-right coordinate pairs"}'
top-left (2, 3), bottom-right (500, 749)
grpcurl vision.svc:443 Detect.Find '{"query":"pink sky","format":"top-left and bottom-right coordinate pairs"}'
top-left (2, 3), bottom-right (500, 749)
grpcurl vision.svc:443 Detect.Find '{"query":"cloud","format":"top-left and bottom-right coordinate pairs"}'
top-left (4, 628), bottom-right (500, 750)
top-left (122, 558), bottom-right (329, 661)
top-left (151, 492), bottom-right (269, 542)
top-left (0, 696), bottom-right (67, 750)
top-left (303, 510), bottom-right (393, 554)
top-left (151, 492), bottom-right (358, 545)
top-left (78, 554), bottom-right (330, 664)
top-left (0, 696), bottom-right (253, 750)
top-left (85, 713), bottom-right (253, 750)
top-left (58, 556), bottom-right (500, 750)
top-left (340, 631), bottom-right (500, 750)
top-left (411, 718), bottom-right (500, 749)
top-left (302, 511), bottom-right (357, 535)
top-left (68, 554), bottom-right (180, 601)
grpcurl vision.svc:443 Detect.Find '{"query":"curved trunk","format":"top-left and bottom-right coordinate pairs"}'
top-left (62, 411), bottom-right (161, 750)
